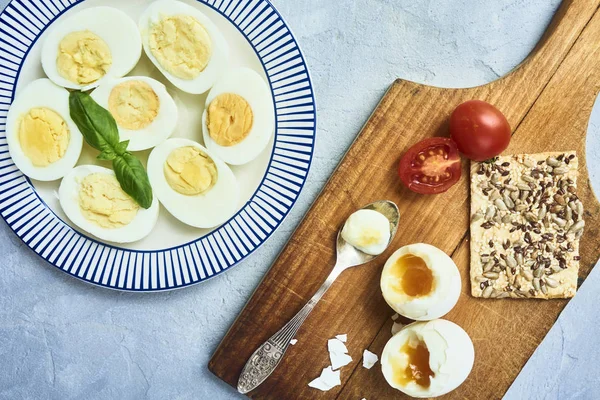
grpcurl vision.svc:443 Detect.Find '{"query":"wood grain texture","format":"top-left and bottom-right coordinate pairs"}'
top-left (209, 1), bottom-right (600, 398)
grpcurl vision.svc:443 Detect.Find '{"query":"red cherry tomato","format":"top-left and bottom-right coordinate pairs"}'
top-left (449, 100), bottom-right (511, 161)
top-left (398, 137), bottom-right (462, 195)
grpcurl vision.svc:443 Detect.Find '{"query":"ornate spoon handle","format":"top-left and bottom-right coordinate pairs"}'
top-left (237, 267), bottom-right (342, 394)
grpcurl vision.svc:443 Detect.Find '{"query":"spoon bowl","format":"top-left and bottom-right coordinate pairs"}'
top-left (336, 200), bottom-right (400, 268)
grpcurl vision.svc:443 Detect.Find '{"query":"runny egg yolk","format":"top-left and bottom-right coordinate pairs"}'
top-left (206, 93), bottom-right (254, 146)
top-left (57, 30), bottom-right (112, 85)
top-left (390, 254), bottom-right (434, 297)
top-left (164, 146), bottom-right (217, 195)
top-left (393, 341), bottom-right (435, 388)
top-left (78, 173), bottom-right (139, 229)
top-left (108, 80), bottom-right (160, 130)
top-left (149, 15), bottom-right (212, 80)
top-left (18, 107), bottom-right (70, 167)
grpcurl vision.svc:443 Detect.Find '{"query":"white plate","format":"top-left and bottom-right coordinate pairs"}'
top-left (0, 0), bottom-right (316, 291)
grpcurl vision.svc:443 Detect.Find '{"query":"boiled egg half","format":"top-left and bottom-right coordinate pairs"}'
top-left (381, 243), bottom-right (461, 321)
top-left (59, 165), bottom-right (159, 243)
top-left (341, 209), bottom-right (391, 255)
top-left (381, 319), bottom-right (474, 398)
top-left (91, 76), bottom-right (178, 151)
top-left (147, 138), bottom-right (239, 228)
top-left (6, 79), bottom-right (83, 181)
top-left (202, 67), bottom-right (275, 165)
top-left (138, 0), bottom-right (229, 94)
top-left (42, 7), bottom-right (141, 90)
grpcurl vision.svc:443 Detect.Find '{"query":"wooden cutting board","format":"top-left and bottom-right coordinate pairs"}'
top-left (209, 0), bottom-right (600, 398)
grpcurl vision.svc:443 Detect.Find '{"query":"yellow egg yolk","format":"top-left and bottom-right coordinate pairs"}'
top-left (390, 254), bottom-right (434, 297)
top-left (206, 93), bottom-right (254, 147)
top-left (78, 173), bottom-right (139, 229)
top-left (164, 146), bottom-right (217, 195)
top-left (354, 227), bottom-right (382, 248)
top-left (108, 80), bottom-right (160, 130)
top-left (149, 14), bottom-right (212, 80)
top-left (393, 340), bottom-right (435, 388)
top-left (57, 30), bottom-right (112, 85)
top-left (18, 107), bottom-right (70, 167)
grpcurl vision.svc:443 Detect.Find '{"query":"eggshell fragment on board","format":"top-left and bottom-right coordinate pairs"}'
top-left (330, 352), bottom-right (353, 371)
top-left (362, 350), bottom-right (378, 369)
top-left (328, 338), bottom-right (352, 370)
top-left (328, 338), bottom-right (349, 354)
top-left (290, 339), bottom-right (298, 345)
top-left (392, 321), bottom-right (404, 335)
top-left (335, 334), bottom-right (347, 342)
top-left (308, 366), bottom-right (341, 391)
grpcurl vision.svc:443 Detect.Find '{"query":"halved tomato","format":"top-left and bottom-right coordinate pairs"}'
top-left (398, 137), bottom-right (462, 194)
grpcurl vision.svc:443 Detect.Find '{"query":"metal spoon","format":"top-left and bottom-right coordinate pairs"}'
top-left (237, 200), bottom-right (400, 394)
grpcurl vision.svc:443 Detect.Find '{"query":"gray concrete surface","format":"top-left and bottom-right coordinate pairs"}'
top-left (2, 0), bottom-right (599, 399)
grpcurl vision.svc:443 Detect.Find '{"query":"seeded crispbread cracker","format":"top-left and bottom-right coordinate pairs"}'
top-left (470, 152), bottom-right (583, 299)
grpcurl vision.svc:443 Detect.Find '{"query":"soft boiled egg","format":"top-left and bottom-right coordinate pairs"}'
top-left (381, 243), bottom-right (461, 321)
top-left (147, 138), bottom-right (239, 228)
top-left (341, 209), bottom-right (391, 255)
top-left (59, 165), bottom-right (159, 243)
top-left (41, 7), bottom-right (141, 90)
top-left (6, 79), bottom-right (83, 181)
top-left (381, 319), bottom-right (474, 398)
top-left (90, 76), bottom-right (178, 151)
top-left (202, 67), bottom-right (275, 165)
top-left (138, 0), bottom-right (229, 94)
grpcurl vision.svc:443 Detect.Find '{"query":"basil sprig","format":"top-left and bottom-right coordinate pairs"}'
top-left (69, 91), bottom-right (153, 209)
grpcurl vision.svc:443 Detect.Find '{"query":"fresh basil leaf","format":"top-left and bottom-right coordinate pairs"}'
top-left (113, 153), bottom-right (153, 209)
top-left (69, 91), bottom-right (152, 209)
top-left (69, 91), bottom-right (119, 154)
top-left (115, 140), bottom-right (129, 156)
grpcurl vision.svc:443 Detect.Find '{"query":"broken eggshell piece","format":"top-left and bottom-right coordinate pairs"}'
top-left (362, 349), bottom-right (378, 369)
top-left (308, 366), bottom-right (341, 392)
top-left (335, 334), bottom-right (347, 342)
top-left (328, 337), bottom-right (353, 370)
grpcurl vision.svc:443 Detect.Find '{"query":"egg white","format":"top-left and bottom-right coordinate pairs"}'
top-left (341, 209), bottom-right (390, 255)
top-left (147, 138), bottom-right (239, 228)
top-left (138, 0), bottom-right (229, 94)
top-left (58, 165), bottom-right (159, 243)
top-left (381, 319), bottom-right (474, 398)
top-left (381, 243), bottom-right (461, 321)
top-left (202, 67), bottom-right (275, 165)
top-left (6, 79), bottom-right (83, 181)
top-left (41, 6), bottom-right (142, 90)
top-left (90, 76), bottom-right (178, 151)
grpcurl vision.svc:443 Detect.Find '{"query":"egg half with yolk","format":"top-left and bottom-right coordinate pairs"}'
top-left (147, 138), bottom-right (239, 228)
top-left (6, 79), bottom-right (83, 181)
top-left (58, 165), bottom-right (159, 243)
top-left (91, 76), bottom-right (178, 151)
top-left (202, 67), bottom-right (275, 165)
top-left (381, 243), bottom-right (461, 321)
top-left (41, 7), bottom-right (141, 90)
top-left (138, 0), bottom-right (229, 94)
top-left (381, 319), bottom-right (474, 398)
top-left (341, 209), bottom-right (391, 255)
